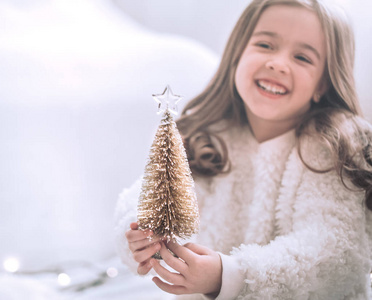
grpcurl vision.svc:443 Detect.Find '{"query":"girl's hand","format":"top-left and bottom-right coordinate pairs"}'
top-left (150, 241), bottom-right (222, 296)
top-left (125, 222), bottom-right (163, 275)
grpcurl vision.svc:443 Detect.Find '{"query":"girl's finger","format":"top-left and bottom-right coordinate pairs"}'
top-left (165, 241), bottom-right (197, 264)
top-left (152, 277), bottom-right (187, 295)
top-left (133, 242), bottom-right (161, 263)
top-left (129, 236), bottom-right (163, 252)
top-left (150, 259), bottom-right (185, 286)
top-left (183, 242), bottom-right (210, 255)
top-left (130, 222), bottom-right (139, 230)
top-left (137, 260), bottom-right (152, 275)
top-left (159, 242), bottom-right (187, 274)
top-left (125, 228), bottom-right (153, 243)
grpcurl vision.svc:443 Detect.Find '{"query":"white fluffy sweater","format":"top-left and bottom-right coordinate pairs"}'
top-left (114, 125), bottom-right (372, 299)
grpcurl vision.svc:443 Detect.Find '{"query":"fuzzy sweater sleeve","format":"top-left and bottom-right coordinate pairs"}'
top-left (114, 178), bottom-right (142, 274)
top-left (226, 169), bottom-right (371, 299)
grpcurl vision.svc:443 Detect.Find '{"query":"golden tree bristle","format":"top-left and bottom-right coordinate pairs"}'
top-left (137, 110), bottom-right (199, 241)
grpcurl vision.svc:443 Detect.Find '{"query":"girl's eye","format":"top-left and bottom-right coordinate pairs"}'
top-left (295, 55), bottom-right (312, 64)
top-left (256, 43), bottom-right (272, 49)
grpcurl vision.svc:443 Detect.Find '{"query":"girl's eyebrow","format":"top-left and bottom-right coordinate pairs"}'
top-left (298, 43), bottom-right (321, 61)
top-left (252, 31), bottom-right (277, 38)
top-left (252, 30), bottom-right (321, 61)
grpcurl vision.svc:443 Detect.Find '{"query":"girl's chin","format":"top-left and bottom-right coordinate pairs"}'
top-left (245, 106), bottom-right (282, 123)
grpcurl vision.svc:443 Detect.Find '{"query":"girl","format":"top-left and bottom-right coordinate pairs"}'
top-left (115, 0), bottom-right (372, 299)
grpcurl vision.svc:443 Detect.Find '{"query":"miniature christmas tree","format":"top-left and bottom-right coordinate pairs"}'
top-left (137, 85), bottom-right (199, 245)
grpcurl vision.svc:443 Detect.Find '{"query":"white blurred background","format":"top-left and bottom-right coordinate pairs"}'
top-left (0, 0), bottom-right (371, 298)
top-left (0, 0), bottom-right (219, 273)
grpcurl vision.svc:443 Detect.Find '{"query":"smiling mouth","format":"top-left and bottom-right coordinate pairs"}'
top-left (256, 80), bottom-right (288, 95)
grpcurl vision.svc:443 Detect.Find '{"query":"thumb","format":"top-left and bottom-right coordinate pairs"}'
top-left (183, 242), bottom-right (210, 255)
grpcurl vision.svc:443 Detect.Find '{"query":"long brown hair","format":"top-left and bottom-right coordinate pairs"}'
top-left (176, 0), bottom-right (372, 209)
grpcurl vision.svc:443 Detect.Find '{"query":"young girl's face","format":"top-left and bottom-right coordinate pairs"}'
top-left (235, 5), bottom-right (326, 131)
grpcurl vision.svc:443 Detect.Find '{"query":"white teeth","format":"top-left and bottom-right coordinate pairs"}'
top-left (257, 80), bottom-right (287, 95)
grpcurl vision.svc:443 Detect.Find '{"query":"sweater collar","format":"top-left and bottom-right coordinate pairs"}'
top-left (246, 126), bottom-right (296, 157)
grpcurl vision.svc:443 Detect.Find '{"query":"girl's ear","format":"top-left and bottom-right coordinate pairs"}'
top-left (313, 93), bottom-right (321, 103)
top-left (313, 78), bottom-right (329, 103)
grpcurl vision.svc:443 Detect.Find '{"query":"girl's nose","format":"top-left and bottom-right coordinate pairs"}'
top-left (265, 59), bottom-right (290, 74)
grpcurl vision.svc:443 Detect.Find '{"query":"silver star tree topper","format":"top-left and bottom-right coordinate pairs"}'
top-left (152, 85), bottom-right (182, 116)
